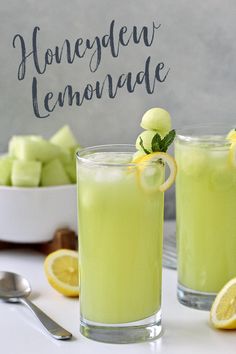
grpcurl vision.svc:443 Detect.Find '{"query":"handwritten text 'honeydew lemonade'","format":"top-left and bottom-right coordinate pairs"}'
top-left (12, 20), bottom-right (169, 118)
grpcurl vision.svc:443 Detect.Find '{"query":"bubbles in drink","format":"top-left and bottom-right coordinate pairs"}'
top-left (79, 152), bottom-right (135, 184)
top-left (86, 152), bottom-right (133, 164)
top-left (176, 144), bottom-right (207, 177)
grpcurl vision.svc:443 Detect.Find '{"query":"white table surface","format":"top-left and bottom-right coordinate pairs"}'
top-left (0, 249), bottom-right (235, 354)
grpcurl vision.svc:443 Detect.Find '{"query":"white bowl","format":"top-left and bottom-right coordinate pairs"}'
top-left (0, 185), bottom-right (77, 243)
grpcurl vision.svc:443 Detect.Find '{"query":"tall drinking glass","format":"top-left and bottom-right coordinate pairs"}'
top-left (175, 126), bottom-right (236, 310)
top-left (76, 144), bottom-right (164, 343)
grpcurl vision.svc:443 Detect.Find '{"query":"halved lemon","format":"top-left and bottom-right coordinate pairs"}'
top-left (210, 278), bottom-right (236, 329)
top-left (44, 249), bottom-right (79, 297)
top-left (136, 152), bottom-right (177, 193)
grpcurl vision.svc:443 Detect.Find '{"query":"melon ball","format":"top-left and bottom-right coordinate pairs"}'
top-left (135, 130), bottom-right (157, 152)
top-left (141, 108), bottom-right (171, 136)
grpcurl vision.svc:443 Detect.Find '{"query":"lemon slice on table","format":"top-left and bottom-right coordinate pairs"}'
top-left (44, 249), bottom-right (79, 297)
top-left (210, 278), bottom-right (236, 329)
top-left (136, 152), bottom-right (177, 193)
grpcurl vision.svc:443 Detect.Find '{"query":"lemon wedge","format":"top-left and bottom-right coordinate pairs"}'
top-left (136, 152), bottom-right (177, 193)
top-left (210, 278), bottom-right (236, 329)
top-left (44, 249), bottom-right (79, 297)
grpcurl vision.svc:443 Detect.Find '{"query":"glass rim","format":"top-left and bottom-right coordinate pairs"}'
top-left (176, 135), bottom-right (231, 145)
top-left (176, 123), bottom-right (234, 145)
top-left (76, 144), bottom-right (139, 167)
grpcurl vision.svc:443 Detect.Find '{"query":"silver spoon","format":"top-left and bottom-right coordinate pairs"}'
top-left (0, 271), bottom-right (72, 340)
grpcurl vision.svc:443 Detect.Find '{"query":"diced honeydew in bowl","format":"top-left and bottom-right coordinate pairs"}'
top-left (50, 125), bottom-right (78, 148)
top-left (41, 159), bottom-right (71, 186)
top-left (0, 157), bottom-right (13, 185)
top-left (0, 125), bottom-right (81, 187)
top-left (12, 160), bottom-right (42, 187)
top-left (0, 125), bottom-right (79, 243)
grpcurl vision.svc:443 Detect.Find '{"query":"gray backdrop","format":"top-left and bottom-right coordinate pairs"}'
top-left (1, 0), bottom-right (236, 218)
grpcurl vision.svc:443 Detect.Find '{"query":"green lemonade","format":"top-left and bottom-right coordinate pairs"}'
top-left (77, 151), bottom-right (164, 324)
top-left (176, 138), bottom-right (236, 293)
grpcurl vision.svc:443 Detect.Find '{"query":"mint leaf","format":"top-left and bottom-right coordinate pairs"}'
top-left (161, 130), bottom-right (176, 152)
top-left (150, 130), bottom-right (176, 153)
top-left (151, 133), bottom-right (162, 152)
top-left (138, 129), bottom-right (176, 155)
top-left (139, 137), bottom-right (150, 154)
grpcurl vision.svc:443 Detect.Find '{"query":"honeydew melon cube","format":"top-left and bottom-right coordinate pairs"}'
top-left (70, 144), bottom-right (82, 163)
top-left (64, 161), bottom-right (76, 183)
top-left (41, 159), bottom-right (71, 186)
top-left (50, 125), bottom-right (77, 149)
top-left (0, 157), bottom-right (13, 185)
top-left (11, 160), bottom-right (42, 187)
top-left (14, 138), bottom-right (60, 163)
top-left (58, 147), bottom-right (72, 165)
top-left (140, 108), bottom-right (171, 135)
top-left (9, 135), bottom-right (42, 157)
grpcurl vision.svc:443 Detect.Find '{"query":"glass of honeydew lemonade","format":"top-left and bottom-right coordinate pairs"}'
top-left (76, 108), bottom-right (177, 343)
top-left (175, 125), bottom-right (236, 310)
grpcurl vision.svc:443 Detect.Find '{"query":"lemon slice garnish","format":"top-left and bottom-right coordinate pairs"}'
top-left (227, 129), bottom-right (236, 168)
top-left (210, 277), bottom-right (236, 329)
top-left (131, 151), bottom-right (146, 162)
top-left (227, 129), bottom-right (236, 142)
top-left (44, 249), bottom-right (79, 297)
top-left (136, 152), bottom-right (177, 192)
top-left (229, 143), bottom-right (236, 168)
